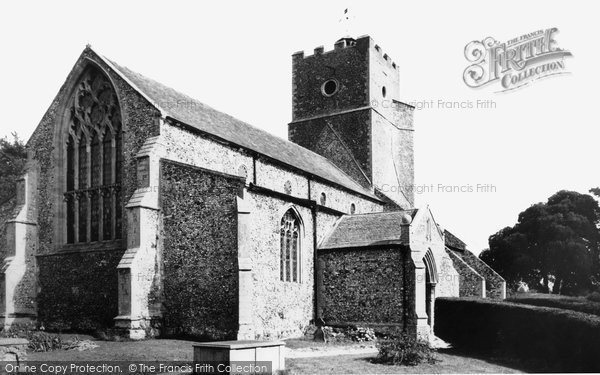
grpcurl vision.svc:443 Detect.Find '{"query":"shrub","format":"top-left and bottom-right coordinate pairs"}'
top-left (435, 297), bottom-right (600, 372)
top-left (62, 339), bottom-right (99, 351)
top-left (374, 334), bottom-right (437, 366)
top-left (587, 291), bottom-right (600, 303)
top-left (28, 332), bottom-right (64, 352)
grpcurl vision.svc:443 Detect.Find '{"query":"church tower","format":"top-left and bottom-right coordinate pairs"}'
top-left (288, 35), bottom-right (415, 208)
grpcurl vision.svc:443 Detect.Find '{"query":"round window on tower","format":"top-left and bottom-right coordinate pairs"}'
top-left (321, 79), bottom-right (339, 97)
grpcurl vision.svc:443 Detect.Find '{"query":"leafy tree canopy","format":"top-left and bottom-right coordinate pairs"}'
top-left (0, 133), bottom-right (27, 204)
top-left (481, 190), bottom-right (600, 295)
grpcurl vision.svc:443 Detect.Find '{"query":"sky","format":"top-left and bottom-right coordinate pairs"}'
top-left (1, 0), bottom-right (598, 253)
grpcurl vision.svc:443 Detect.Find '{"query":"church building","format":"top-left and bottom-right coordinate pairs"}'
top-left (0, 35), bottom-right (505, 340)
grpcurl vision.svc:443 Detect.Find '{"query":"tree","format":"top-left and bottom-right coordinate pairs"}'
top-left (589, 187), bottom-right (600, 284)
top-left (482, 190), bottom-right (600, 295)
top-left (0, 133), bottom-right (27, 204)
top-left (481, 226), bottom-right (536, 290)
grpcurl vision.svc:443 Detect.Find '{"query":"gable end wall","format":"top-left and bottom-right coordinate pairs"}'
top-left (23, 48), bottom-right (161, 332)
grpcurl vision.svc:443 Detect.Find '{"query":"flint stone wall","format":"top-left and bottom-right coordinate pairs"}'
top-left (459, 250), bottom-right (506, 299)
top-left (317, 247), bottom-right (408, 330)
top-left (246, 193), bottom-right (315, 339)
top-left (159, 160), bottom-right (243, 339)
top-left (445, 248), bottom-right (485, 298)
top-left (37, 250), bottom-right (123, 331)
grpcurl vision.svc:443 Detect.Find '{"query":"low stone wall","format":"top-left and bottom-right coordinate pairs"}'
top-left (0, 338), bottom-right (28, 362)
top-left (317, 246), bottom-right (407, 330)
top-left (445, 248), bottom-right (484, 298)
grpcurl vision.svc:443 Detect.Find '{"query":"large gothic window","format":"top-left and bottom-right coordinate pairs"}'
top-left (64, 67), bottom-right (123, 244)
top-left (280, 208), bottom-right (301, 282)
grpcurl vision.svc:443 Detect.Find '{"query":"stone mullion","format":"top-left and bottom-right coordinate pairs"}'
top-left (280, 229), bottom-right (285, 281)
top-left (63, 142), bottom-right (69, 244)
top-left (111, 138), bottom-right (117, 240)
top-left (98, 136), bottom-right (104, 242)
top-left (291, 228), bottom-right (296, 282)
top-left (73, 138), bottom-right (80, 244)
top-left (297, 229), bottom-right (301, 282)
top-left (284, 228), bottom-right (288, 281)
top-left (286, 227), bottom-right (292, 282)
top-left (293, 229), bottom-right (299, 282)
top-left (86, 142), bottom-right (92, 243)
top-left (289, 227), bottom-right (294, 281)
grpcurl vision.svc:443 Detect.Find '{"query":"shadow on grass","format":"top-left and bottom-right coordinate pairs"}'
top-left (348, 349), bottom-right (525, 374)
top-left (435, 347), bottom-right (552, 373)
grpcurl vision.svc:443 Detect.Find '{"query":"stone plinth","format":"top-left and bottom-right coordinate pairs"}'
top-left (193, 340), bottom-right (285, 374)
top-left (0, 338), bottom-right (28, 363)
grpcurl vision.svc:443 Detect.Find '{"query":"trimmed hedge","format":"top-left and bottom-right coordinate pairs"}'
top-left (508, 294), bottom-right (600, 317)
top-left (435, 297), bottom-right (600, 372)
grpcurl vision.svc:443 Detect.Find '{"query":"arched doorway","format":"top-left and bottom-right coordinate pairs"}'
top-left (423, 249), bottom-right (438, 332)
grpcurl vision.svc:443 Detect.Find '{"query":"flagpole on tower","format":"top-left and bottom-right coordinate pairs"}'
top-left (338, 8), bottom-right (354, 38)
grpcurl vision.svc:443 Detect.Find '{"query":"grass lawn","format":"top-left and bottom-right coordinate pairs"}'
top-left (286, 349), bottom-right (523, 374)
top-left (24, 337), bottom-right (524, 374)
top-left (27, 337), bottom-right (198, 362)
top-left (508, 292), bottom-right (600, 317)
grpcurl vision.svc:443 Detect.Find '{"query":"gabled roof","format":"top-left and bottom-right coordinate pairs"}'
top-left (444, 229), bottom-right (467, 251)
top-left (93, 49), bottom-right (378, 200)
top-left (319, 210), bottom-right (417, 250)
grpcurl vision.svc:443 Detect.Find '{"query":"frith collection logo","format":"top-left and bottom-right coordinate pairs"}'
top-left (463, 28), bottom-right (572, 92)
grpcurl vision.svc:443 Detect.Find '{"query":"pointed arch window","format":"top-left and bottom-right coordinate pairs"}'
top-left (64, 67), bottom-right (123, 244)
top-left (280, 208), bottom-right (301, 282)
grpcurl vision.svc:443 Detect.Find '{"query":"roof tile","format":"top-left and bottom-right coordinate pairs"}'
top-left (319, 210), bottom-right (417, 249)
top-left (106, 59), bottom-right (377, 200)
